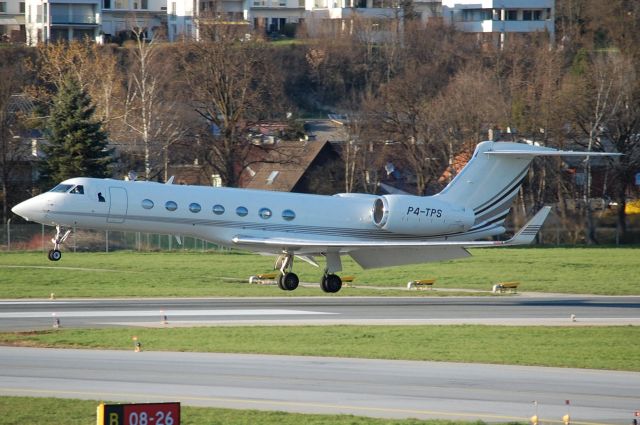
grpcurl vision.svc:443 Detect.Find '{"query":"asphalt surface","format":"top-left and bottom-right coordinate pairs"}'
top-left (1, 346), bottom-right (638, 424)
top-left (0, 296), bottom-right (639, 331)
top-left (1, 296), bottom-right (638, 423)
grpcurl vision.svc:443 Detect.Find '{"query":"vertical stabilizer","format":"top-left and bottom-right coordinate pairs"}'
top-left (436, 141), bottom-right (619, 235)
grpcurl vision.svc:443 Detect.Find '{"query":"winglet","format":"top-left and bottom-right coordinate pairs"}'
top-left (166, 176), bottom-right (175, 184)
top-left (505, 206), bottom-right (552, 245)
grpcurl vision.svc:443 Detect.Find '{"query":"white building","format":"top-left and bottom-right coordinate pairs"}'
top-left (25, 0), bottom-right (101, 44)
top-left (0, 0), bottom-right (25, 41)
top-left (442, 0), bottom-right (554, 46)
top-left (15, 0), bottom-right (554, 44)
top-left (100, 0), bottom-right (166, 43)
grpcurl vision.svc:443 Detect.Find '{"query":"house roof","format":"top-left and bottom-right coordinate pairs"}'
top-left (243, 140), bottom-right (330, 192)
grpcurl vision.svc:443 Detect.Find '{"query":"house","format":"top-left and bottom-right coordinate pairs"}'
top-left (243, 140), bottom-right (343, 194)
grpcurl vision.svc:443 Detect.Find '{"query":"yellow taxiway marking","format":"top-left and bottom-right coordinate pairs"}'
top-left (0, 387), bottom-right (616, 425)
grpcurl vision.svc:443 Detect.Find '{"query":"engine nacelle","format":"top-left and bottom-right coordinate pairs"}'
top-left (372, 195), bottom-right (474, 236)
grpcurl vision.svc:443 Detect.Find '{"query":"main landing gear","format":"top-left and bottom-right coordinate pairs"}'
top-left (274, 253), bottom-right (343, 293)
top-left (47, 225), bottom-right (71, 262)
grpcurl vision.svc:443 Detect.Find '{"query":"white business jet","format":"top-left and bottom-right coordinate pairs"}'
top-left (12, 141), bottom-right (617, 293)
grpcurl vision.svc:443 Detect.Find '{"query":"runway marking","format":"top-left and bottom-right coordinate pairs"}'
top-left (0, 309), bottom-right (336, 319)
top-left (0, 387), bottom-right (617, 425)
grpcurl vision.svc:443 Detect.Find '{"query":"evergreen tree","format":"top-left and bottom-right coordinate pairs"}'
top-left (40, 77), bottom-right (113, 186)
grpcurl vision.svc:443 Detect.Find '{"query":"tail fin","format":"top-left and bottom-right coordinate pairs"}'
top-left (436, 141), bottom-right (619, 235)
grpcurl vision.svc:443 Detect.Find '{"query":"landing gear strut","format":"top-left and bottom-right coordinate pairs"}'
top-left (275, 253), bottom-right (299, 291)
top-left (48, 225), bottom-right (71, 262)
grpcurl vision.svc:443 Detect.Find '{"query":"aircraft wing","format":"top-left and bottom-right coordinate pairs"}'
top-left (232, 207), bottom-right (551, 250)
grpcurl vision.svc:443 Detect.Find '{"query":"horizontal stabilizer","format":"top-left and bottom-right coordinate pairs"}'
top-left (504, 206), bottom-right (551, 245)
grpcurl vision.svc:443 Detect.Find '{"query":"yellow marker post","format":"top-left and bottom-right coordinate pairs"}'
top-left (530, 415), bottom-right (538, 425)
top-left (563, 414), bottom-right (571, 425)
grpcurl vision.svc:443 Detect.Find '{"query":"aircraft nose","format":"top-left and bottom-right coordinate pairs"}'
top-left (11, 197), bottom-right (44, 222)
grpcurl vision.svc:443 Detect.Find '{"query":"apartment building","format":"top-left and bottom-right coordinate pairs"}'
top-left (442, 0), bottom-right (554, 45)
top-left (13, 0), bottom-right (553, 44)
top-left (0, 0), bottom-right (25, 41)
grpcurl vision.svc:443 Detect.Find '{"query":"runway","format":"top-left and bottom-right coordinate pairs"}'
top-left (1, 296), bottom-right (639, 423)
top-left (1, 346), bottom-right (638, 424)
top-left (0, 296), bottom-right (639, 331)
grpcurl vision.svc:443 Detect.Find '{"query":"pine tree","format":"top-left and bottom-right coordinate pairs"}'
top-left (40, 76), bottom-right (113, 185)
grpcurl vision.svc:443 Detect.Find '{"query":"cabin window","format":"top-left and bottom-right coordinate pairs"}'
top-left (165, 201), bottom-right (178, 211)
top-left (236, 206), bottom-right (248, 217)
top-left (69, 185), bottom-right (84, 194)
top-left (50, 184), bottom-right (73, 193)
top-left (282, 209), bottom-right (296, 221)
top-left (189, 203), bottom-right (202, 213)
top-left (142, 199), bottom-right (154, 209)
top-left (259, 208), bottom-right (272, 219)
top-left (212, 204), bottom-right (225, 215)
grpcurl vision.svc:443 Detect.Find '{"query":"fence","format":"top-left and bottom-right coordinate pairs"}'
top-left (2, 223), bottom-right (226, 253)
top-left (2, 222), bottom-right (638, 253)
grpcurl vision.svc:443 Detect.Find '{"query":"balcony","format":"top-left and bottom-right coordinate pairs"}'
top-left (456, 18), bottom-right (551, 33)
top-left (51, 14), bottom-right (97, 24)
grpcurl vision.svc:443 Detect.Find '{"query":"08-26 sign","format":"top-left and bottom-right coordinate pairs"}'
top-left (97, 402), bottom-right (180, 425)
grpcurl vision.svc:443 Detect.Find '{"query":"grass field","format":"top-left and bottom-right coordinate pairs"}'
top-left (0, 247), bottom-right (638, 298)
top-left (2, 325), bottom-right (638, 371)
top-left (0, 396), bottom-right (487, 425)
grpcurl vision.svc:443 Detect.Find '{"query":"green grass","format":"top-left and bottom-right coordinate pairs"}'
top-left (0, 396), bottom-right (490, 425)
top-left (0, 247), bottom-right (638, 298)
top-left (2, 325), bottom-right (638, 371)
top-left (0, 248), bottom-right (640, 298)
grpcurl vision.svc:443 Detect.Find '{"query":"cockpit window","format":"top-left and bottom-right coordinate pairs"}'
top-left (69, 185), bottom-right (84, 195)
top-left (49, 184), bottom-right (73, 193)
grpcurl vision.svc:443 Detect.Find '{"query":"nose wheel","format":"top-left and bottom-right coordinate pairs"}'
top-left (48, 249), bottom-right (62, 261)
top-left (48, 225), bottom-right (71, 262)
top-left (275, 254), bottom-right (299, 291)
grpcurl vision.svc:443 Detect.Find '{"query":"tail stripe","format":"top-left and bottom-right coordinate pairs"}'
top-left (474, 167), bottom-right (528, 214)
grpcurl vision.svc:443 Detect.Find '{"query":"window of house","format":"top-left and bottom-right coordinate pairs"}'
top-left (103, 0), bottom-right (110, 8)
top-left (236, 206), bottom-right (248, 217)
top-left (506, 10), bottom-right (518, 20)
top-left (142, 199), bottom-right (154, 209)
top-left (165, 201), bottom-right (178, 211)
top-left (141, 0), bottom-right (147, 8)
top-left (523, 10), bottom-right (532, 20)
top-left (533, 10), bottom-right (542, 20)
top-left (19, 2), bottom-right (25, 13)
top-left (0, 3), bottom-right (6, 13)
top-left (189, 203), bottom-right (202, 213)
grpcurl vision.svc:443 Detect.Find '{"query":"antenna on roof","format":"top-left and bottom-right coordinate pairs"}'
top-left (166, 176), bottom-right (175, 185)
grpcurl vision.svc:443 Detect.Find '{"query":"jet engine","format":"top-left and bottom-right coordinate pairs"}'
top-left (371, 195), bottom-right (475, 236)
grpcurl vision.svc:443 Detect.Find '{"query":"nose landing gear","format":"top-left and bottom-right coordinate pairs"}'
top-left (48, 225), bottom-right (71, 262)
top-left (275, 253), bottom-right (299, 291)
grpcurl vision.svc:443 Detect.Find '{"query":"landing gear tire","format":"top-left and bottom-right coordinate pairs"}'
top-left (321, 274), bottom-right (342, 293)
top-left (48, 249), bottom-right (62, 261)
top-left (278, 272), bottom-right (299, 291)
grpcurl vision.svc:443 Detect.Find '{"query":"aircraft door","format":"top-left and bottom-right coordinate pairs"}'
top-left (107, 187), bottom-right (128, 223)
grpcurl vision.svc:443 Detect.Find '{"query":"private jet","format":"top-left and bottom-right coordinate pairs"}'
top-left (11, 141), bottom-right (617, 293)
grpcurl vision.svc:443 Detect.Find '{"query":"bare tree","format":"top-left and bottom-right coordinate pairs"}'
top-left (181, 19), bottom-right (287, 187)
top-left (123, 26), bottom-right (184, 181)
top-left (0, 56), bottom-right (31, 223)
top-left (567, 52), bottom-right (625, 244)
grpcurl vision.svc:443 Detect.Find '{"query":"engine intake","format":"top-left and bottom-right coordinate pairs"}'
top-left (372, 195), bottom-right (474, 236)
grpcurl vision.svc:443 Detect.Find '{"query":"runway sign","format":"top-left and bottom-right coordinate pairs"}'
top-left (97, 402), bottom-right (180, 425)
